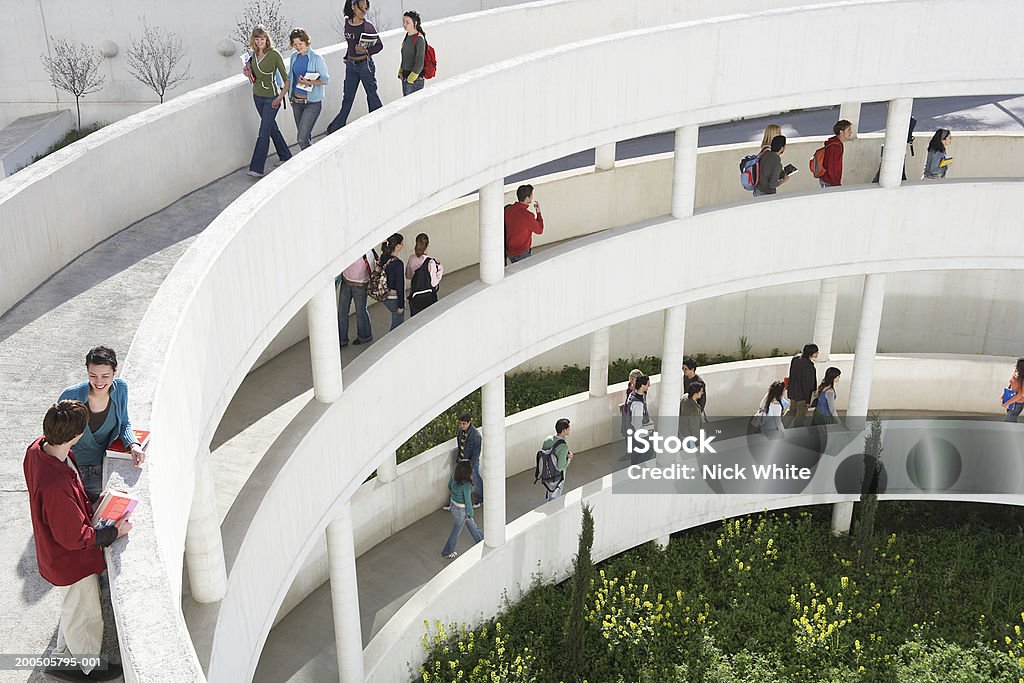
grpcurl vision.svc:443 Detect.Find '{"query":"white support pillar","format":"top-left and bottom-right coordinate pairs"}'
top-left (308, 282), bottom-right (344, 403)
top-left (657, 305), bottom-right (687, 467)
top-left (185, 453), bottom-right (227, 603)
top-left (655, 534), bottom-right (671, 549)
top-left (879, 98), bottom-right (914, 188)
top-left (482, 376), bottom-right (506, 548)
top-left (377, 451), bottom-right (398, 483)
top-left (838, 102), bottom-right (861, 138)
top-left (479, 180), bottom-right (505, 284)
top-left (327, 503), bottom-right (364, 682)
top-left (832, 273), bottom-right (886, 536)
top-left (588, 327), bottom-right (611, 397)
top-left (812, 278), bottom-right (840, 362)
top-left (594, 143), bottom-right (616, 171)
top-left (670, 125), bottom-right (699, 219)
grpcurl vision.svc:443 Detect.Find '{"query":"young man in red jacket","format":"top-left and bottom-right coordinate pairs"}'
top-left (24, 400), bottom-right (131, 681)
top-left (820, 119), bottom-right (853, 187)
top-left (503, 184), bottom-right (544, 264)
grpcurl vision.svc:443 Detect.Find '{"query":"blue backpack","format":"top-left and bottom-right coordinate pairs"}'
top-left (739, 151), bottom-right (763, 191)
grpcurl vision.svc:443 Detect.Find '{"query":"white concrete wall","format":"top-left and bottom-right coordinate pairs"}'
top-left (363, 472), bottom-right (1024, 681)
top-left (0, 0), bottom-right (811, 317)
top-left (275, 353), bottom-right (1015, 624)
top-left (252, 131), bottom-right (1024, 370)
top-left (0, 0), bottom-right (533, 130)
top-left (110, 2), bottom-right (1024, 680)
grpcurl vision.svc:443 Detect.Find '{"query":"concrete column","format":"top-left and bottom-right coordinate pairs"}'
top-left (308, 282), bottom-right (344, 403)
top-left (879, 98), bottom-right (914, 188)
top-left (670, 125), bottom-right (699, 219)
top-left (481, 376), bottom-right (506, 547)
top-left (377, 451), bottom-right (398, 483)
top-left (327, 503), bottom-right (364, 682)
top-left (654, 534), bottom-right (671, 549)
top-left (594, 143), bottom-right (616, 171)
top-left (588, 327), bottom-right (611, 397)
top-left (838, 102), bottom-right (861, 138)
top-left (185, 453), bottom-right (227, 603)
top-left (831, 500), bottom-right (855, 537)
top-left (657, 305), bottom-right (687, 467)
top-left (479, 180), bottom-right (505, 284)
top-left (812, 278), bottom-right (840, 362)
top-left (832, 273), bottom-right (886, 536)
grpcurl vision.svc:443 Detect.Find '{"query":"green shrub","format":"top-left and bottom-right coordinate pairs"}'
top-left (30, 122), bottom-right (106, 165)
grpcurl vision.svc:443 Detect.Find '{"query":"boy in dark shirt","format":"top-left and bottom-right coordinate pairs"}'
top-left (754, 135), bottom-right (791, 196)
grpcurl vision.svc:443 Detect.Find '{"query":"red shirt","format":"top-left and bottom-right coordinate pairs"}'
top-left (503, 202), bottom-right (544, 257)
top-left (820, 135), bottom-right (844, 186)
top-left (24, 437), bottom-right (106, 586)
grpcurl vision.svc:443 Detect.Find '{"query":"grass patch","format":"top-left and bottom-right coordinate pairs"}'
top-left (30, 122), bottom-right (106, 165)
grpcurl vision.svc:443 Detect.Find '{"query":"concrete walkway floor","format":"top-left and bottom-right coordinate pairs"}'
top-left (1, 95), bottom-right (1022, 681)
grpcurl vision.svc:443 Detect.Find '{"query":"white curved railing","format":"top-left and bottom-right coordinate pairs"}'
top-left (274, 353), bottom-right (1015, 625)
top-left (364, 470), bottom-right (1024, 681)
top-left (108, 1), bottom-right (1024, 679)
top-left (0, 0), bottom-right (811, 316)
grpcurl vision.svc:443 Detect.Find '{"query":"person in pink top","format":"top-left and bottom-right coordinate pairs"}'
top-left (337, 248), bottom-right (377, 346)
top-left (405, 233), bottom-right (444, 316)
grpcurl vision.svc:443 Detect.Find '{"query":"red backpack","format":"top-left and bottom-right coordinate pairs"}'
top-left (414, 35), bottom-right (437, 79)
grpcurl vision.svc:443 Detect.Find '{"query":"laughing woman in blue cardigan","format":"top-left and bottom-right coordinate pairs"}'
top-left (58, 346), bottom-right (144, 502)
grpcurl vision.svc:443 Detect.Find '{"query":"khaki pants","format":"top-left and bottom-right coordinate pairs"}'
top-left (787, 400), bottom-right (809, 428)
top-left (54, 573), bottom-right (103, 675)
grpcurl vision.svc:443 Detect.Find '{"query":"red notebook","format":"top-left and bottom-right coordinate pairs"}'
top-left (92, 488), bottom-right (139, 529)
top-left (106, 429), bottom-right (151, 459)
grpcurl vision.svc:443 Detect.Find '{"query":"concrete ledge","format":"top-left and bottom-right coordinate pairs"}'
top-left (0, 111), bottom-right (71, 178)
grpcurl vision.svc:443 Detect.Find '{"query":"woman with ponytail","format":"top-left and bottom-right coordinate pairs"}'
top-left (811, 367), bottom-right (842, 426)
top-left (378, 233), bottom-right (406, 330)
top-left (398, 11), bottom-right (427, 96)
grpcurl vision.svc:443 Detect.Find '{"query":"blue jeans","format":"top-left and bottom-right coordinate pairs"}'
top-left (326, 59), bottom-right (382, 133)
top-left (78, 463), bottom-right (103, 504)
top-left (1005, 404), bottom-right (1023, 423)
top-left (441, 504), bottom-right (484, 556)
top-left (291, 99), bottom-right (322, 149)
top-left (470, 455), bottom-right (483, 504)
top-left (338, 281), bottom-right (372, 344)
top-left (249, 95), bottom-right (292, 173)
top-left (383, 299), bottom-right (405, 331)
top-left (506, 249), bottom-right (532, 264)
top-left (401, 78), bottom-right (425, 97)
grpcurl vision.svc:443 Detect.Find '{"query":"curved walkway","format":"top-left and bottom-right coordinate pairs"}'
top-left (0, 98), bottom-right (1021, 676)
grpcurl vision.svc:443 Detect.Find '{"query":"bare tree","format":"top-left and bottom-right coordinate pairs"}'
top-left (235, 0), bottom-right (293, 52)
top-left (40, 38), bottom-right (106, 130)
top-left (125, 17), bottom-right (192, 104)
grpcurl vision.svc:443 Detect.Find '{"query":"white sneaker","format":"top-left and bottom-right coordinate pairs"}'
top-left (246, 170), bottom-right (264, 178)
top-left (473, 502), bottom-right (481, 509)
top-left (441, 504), bottom-right (451, 511)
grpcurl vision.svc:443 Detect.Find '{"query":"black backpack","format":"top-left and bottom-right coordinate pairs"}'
top-left (534, 437), bottom-right (565, 492)
top-left (408, 257), bottom-right (439, 314)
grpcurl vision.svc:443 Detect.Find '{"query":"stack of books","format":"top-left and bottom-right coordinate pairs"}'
top-left (105, 429), bottom-right (150, 459)
top-left (92, 488), bottom-right (139, 529)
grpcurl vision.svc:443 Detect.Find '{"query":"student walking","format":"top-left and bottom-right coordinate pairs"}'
top-left (816, 119), bottom-right (853, 187)
top-left (811, 367), bottom-right (842, 426)
top-left (786, 344), bottom-right (819, 428)
top-left (244, 25), bottom-right (292, 177)
top-left (338, 249), bottom-right (377, 346)
top-left (538, 418), bottom-right (573, 501)
top-left (682, 357), bottom-right (707, 414)
top-left (287, 28), bottom-right (330, 149)
top-left (405, 233), bottom-right (444, 316)
top-left (754, 135), bottom-right (792, 196)
top-left (398, 11), bottom-right (427, 96)
top-left (1001, 357), bottom-right (1024, 423)
top-left (453, 413), bottom-right (483, 506)
top-left (504, 184), bottom-right (544, 264)
top-left (24, 401), bottom-right (131, 682)
top-left (923, 129), bottom-right (953, 179)
top-left (627, 375), bottom-right (652, 465)
top-left (326, 0), bottom-right (384, 133)
top-left (679, 381), bottom-right (705, 442)
top-left (378, 233), bottom-right (406, 330)
top-left (441, 460), bottom-right (484, 558)
top-left (57, 346), bottom-right (145, 503)
top-left (759, 380), bottom-right (788, 439)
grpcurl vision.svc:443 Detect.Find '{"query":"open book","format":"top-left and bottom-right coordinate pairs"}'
top-left (92, 488), bottom-right (139, 529)
top-left (295, 71), bottom-right (319, 93)
top-left (358, 33), bottom-right (379, 50)
top-left (106, 429), bottom-right (151, 459)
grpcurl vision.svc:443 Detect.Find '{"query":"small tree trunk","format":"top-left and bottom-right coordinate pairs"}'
top-left (75, 97), bottom-right (82, 130)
